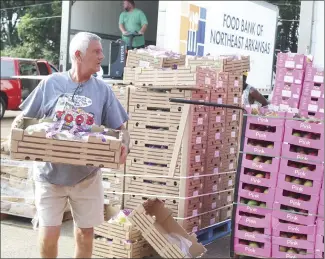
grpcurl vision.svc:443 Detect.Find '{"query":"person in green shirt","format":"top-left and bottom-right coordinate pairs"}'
top-left (119, 0), bottom-right (148, 49)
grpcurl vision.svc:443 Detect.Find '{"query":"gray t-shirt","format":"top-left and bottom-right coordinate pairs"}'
top-left (19, 71), bottom-right (129, 186)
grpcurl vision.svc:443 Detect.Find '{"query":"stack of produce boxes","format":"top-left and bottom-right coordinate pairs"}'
top-left (234, 107), bottom-right (284, 258)
top-left (272, 112), bottom-right (324, 258)
top-left (315, 182), bottom-right (324, 259)
top-left (299, 65), bottom-right (324, 119)
top-left (272, 53), bottom-right (306, 109)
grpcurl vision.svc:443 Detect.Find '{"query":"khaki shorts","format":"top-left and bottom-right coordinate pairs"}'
top-left (34, 172), bottom-right (104, 228)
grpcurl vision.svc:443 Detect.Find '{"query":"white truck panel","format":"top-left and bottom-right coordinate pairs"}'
top-left (157, 1), bottom-right (278, 95)
top-left (311, 1), bottom-right (324, 68)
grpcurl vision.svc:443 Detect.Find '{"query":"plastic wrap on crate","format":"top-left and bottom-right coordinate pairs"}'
top-left (283, 115), bottom-right (324, 150)
top-left (276, 53), bottom-right (307, 69)
top-left (277, 173), bottom-right (322, 196)
top-left (272, 202), bottom-right (316, 226)
top-left (245, 108), bottom-right (286, 142)
top-left (243, 137), bottom-right (282, 157)
top-left (304, 66), bottom-right (324, 83)
top-left (302, 81), bottom-right (324, 98)
top-left (276, 68), bottom-right (305, 84)
top-left (274, 188), bottom-right (319, 213)
top-left (235, 209), bottom-right (272, 228)
top-left (279, 158), bottom-right (324, 182)
top-left (239, 167), bottom-right (278, 188)
top-left (234, 237), bottom-right (271, 258)
top-left (281, 142), bottom-right (324, 163)
top-left (242, 154), bottom-right (280, 173)
top-left (273, 80), bottom-right (302, 99)
top-left (272, 95), bottom-right (300, 109)
top-left (299, 95), bottom-right (324, 114)
top-left (271, 243), bottom-right (314, 258)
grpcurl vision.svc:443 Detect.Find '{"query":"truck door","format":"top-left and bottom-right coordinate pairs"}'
top-left (19, 60), bottom-right (40, 99)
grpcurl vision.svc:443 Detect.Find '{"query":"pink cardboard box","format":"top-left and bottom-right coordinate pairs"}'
top-left (300, 109), bottom-right (325, 120)
top-left (302, 81), bottom-right (324, 98)
top-left (240, 167), bottom-right (278, 188)
top-left (276, 68), bottom-right (305, 84)
top-left (272, 217), bottom-right (316, 236)
top-left (316, 218), bottom-right (324, 236)
top-left (277, 53), bottom-right (307, 70)
top-left (238, 182), bottom-right (276, 204)
top-left (273, 80), bottom-right (303, 99)
top-left (315, 234), bottom-right (324, 253)
top-left (242, 154), bottom-right (280, 173)
top-left (277, 173), bottom-right (322, 196)
top-left (279, 158), bottom-right (324, 182)
top-left (272, 244), bottom-right (314, 258)
top-left (319, 188), bottom-right (324, 206)
top-left (305, 66), bottom-right (324, 83)
top-left (272, 95), bottom-right (300, 109)
top-left (236, 209), bottom-right (272, 228)
top-left (237, 203), bottom-right (272, 218)
top-left (273, 202), bottom-right (316, 226)
top-left (281, 143), bottom-right (324, 163)
top-left (299, 95), bottom-right (324, 113)
top-left (275, 188), bottom-right (319, 213)
top-left (283, 118), bottom-right (324, 150)
top-left (272, 236), bottom-right (315, 250)
top-left (234, 238), bottom-right (271, 258)
top-left (235, 224), bottom-right (271, 243)
top-left (318, 204), bottom-right (324, 218)
top-left (243, 137), bottom-right (282, 157)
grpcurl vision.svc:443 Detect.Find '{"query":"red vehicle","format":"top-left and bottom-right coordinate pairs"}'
top-left (0, 57), bottom-right (58, 119)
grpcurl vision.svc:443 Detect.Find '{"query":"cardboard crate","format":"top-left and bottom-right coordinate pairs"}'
top-left (203, 190), bottom-right (234, 211)
top-left (128, 199), bottom-right (207, 258)
top-left (133, 67), bottom-right (196, 87)
top-left (10, 118), bottom-right (122, 169)
top-left (123, 67), bottom-right (136, 85)
top-left (186, 56), bottom-right (223, 70)
top-left (126, 49), bottom-right (186, 69)
top-left (203, 173), bottom-right (235, 193)
top-left (222, 56), bottom-right (250, 73)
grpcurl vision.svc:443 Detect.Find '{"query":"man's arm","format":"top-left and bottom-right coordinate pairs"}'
top-left (139, 10), bottom-right (148, 35)
top-left (250, 88), bottom-right (269, 107)
top-left (118, 12), bottom-right (128, 34)
top-left (116, 124), bottom-right (130, 154)
top-left (119, 23), bottom-right (128, 35)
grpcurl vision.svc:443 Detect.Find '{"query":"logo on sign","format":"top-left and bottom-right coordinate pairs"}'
top-left (179, 4), bottom-right (207, 56)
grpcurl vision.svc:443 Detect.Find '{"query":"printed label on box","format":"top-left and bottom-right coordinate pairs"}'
top-left (284, 76), bottom-right (294, 83)
top-left (210, 218), bottom-right (216, 225)
top-left (212, 202), bottom-right (217, 209)
top-left (215, 132), bottom-right (221, 140)
top-left (194, 173), bottom-right (200, 179)
top-left (192, 226), bottom-right (198, 232)
top-left (193, 209), bottom-right (198, 216)
top-left (205, 77), bottom-right (211, 85)
top-left (215, 150), bottom-right (220, 157)
top-left (228, 179), bottom-right (233, 186)
top-left (285, 60), bottom-right (295, 68)
top-left (314, 75), bottom-right (324, 83)
top-left (282, 90), bottom-right (292, 98)
top-left (214, 167), bottom-right (219, 174)
top-left (102, 181), bottom-right (111, 189)
top-left (218, 98), bottom-right (223, 104)
top-left (234, 80), bottom-right (239, 87)
top-left (213, 185), bottom-right (218, 191)
top-left (195, 155), bottom-right (201, 162)
top-left (104, 199), bottom-right (110, 204)
top-left (234, 97), bottom-right (238, 104)
top-left (308, 104), bottom-right (318, 112)
top-left (227, 210), bottom-right (232, 217)
top-left (227, 195), bottom-right (232, 202)
top-left (139, 60), bottom-right (150, 68)
top-left (295, 79), bottom-right (302, 84)
top-left (216, 116), bottom-right (221, 123)
top-left (197, 118), bottom-right (203, 125)
top-left (193, 190), bottom-right (199, 196)
top-left (292, 94), bottom-right (299, 99)
top-left (196, 137), bottom-right (202, 144)
top-left (231, 131), bottom-right (236, 138)
top-left (229, 163), bottom-right (234, 170)
top-left (232, 114), bottom-right (237, 121)
top-left (311, 90), bottom-right (321, 98)
top-left (230, 147), bottom-right (235, 154)
top-left (280, 104), bottom-right (289, 110)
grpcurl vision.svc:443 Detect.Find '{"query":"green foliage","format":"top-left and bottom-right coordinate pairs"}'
top-left (1, 0), bottom-right (61, 65)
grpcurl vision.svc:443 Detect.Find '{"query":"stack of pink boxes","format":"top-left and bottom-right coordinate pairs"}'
top-left (272, 112), bottom-right (324, 258)
top-left (234, 105), bottom-right (324, 258)
top-left (272, 53), bottom-right (306, 109)
top-left (299, 65), bottom-right (324, 119)
top-left (234, 107), bottom-right (285, 258)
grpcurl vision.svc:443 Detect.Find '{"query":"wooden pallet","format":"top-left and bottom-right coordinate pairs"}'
top-left (126, 49), bottom-right (186, 69)
top-left (128, 200), bottom-right (206, 258)
top-left (10, 118), bottom-right (122, 169)
top-left (196, 219), bottom-right (232, 245)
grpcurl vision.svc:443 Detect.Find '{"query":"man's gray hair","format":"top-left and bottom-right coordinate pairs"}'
top-left (69, 32), bottom-right (101, 62)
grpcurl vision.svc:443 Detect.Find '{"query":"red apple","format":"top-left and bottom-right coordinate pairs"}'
top-left (304, 133), bottom-right (313, 139)
top-left (285, 176), bottom-right (292, 182)
top-left (253, 187), bottom-right (263, 193)
top-left (246, 154), bottom-right (254, 160)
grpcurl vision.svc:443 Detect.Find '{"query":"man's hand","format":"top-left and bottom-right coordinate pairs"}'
top-left (119, 144), bottom-right (128, 164)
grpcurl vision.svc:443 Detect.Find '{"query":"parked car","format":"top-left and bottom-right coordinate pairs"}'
top-left (0, 57), bottom-right (58, 119)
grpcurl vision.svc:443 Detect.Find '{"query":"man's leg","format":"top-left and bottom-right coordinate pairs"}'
top-left (69, 172), bottom-right (104, 258)
top-left (34, 181), bottom-right (68, 258)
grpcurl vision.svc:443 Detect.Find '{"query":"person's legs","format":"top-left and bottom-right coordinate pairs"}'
top-left (69, 172), bottom-right (104, 258)
top-left (34, 181), bottom-right (68, 258)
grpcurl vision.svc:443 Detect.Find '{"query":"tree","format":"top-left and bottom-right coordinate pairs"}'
top-left (1, 1), bottom-right (62, 66)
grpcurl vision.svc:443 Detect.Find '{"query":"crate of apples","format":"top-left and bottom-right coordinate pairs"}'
top-left (240, 168), bottom-right (277, 188)
top-left (272, 244), bottom-right (312, 258)
top-left (239, 182), bottom-right (275, 205)
top-left (244, 137), bottom-right (282, 157)
top-left (236, 209), bottom-right (272, 229)
top-left (235, 224), bottom-right (271, 244)
top-left (234, 238), bottom-right (271, 258)
top-left (282, 142), bottom-right (324, 163)
top-left (243, 154), bottom-right (280, 173)
top-left (277, 173), bottom-right (322, 196)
